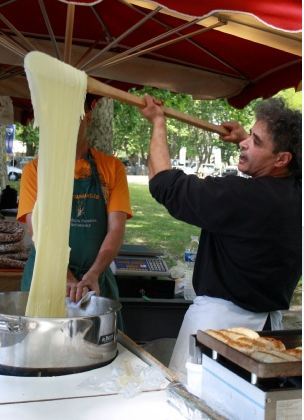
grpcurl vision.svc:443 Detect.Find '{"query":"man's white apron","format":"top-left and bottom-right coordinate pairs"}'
top-left (169, 296), bottom-right (282, 378)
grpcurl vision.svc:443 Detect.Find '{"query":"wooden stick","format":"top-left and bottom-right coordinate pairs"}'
top-left (117, 330), bottom-right (181, 383)
top-left (87, 77), bottom-right (228, 135)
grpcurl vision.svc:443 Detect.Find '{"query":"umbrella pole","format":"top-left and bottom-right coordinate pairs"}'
top-left (87, 76), bottom-right (228, 136)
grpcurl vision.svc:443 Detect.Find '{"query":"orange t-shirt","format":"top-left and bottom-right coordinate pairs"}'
top-left (17, 148), bottom-right (132, 223)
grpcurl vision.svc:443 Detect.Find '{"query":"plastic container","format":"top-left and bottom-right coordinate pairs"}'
top-left (186, 361), bottom-right (203, 398)
top-left (184, 235), bottom-right (199, 268)
top-left (183, 236), bottom-right (198, 300)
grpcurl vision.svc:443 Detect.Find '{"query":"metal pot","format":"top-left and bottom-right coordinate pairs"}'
top-left (0, 292), bottom-right (121, 376)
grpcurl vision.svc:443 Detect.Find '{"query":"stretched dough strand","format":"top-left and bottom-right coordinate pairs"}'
top-left (24, 52), bottom-right (87, 317)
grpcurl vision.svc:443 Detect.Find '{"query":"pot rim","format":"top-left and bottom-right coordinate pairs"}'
top-left (0, 291), bottom-right (122, 320)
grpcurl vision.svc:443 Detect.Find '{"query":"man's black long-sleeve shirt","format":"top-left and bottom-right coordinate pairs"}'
top-left (149, 170), bottom-right (301, 312)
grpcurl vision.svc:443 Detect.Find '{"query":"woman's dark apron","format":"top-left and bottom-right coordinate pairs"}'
top-left (21, 152), bottom-right (120, 304)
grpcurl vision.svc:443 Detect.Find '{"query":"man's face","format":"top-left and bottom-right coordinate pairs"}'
top-left (238, 120), bottom-right (280, 177)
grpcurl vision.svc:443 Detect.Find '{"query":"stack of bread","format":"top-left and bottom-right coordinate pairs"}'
top-left (206, 327), bottom-right (302, 363)
top-left (0, 220), bottom-right (28, 269)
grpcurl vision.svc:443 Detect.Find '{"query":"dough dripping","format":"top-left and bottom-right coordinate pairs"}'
top-left (24, 51), bottom-right (87, 317)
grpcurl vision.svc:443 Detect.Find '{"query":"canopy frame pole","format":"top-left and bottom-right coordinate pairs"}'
top-left (252, 58), bottom-right (301, 83)
top-left (128, 3), bottom-right (246, 78)
top-left (0, 33), bottom-right (27, 57)
top-left (87, 20), bottom-right (226, 73)
top-left (0, 12), bottom-right (38, 51)
top-left (80, 5), bottom-right (163, 70)
top-left (85, 15), bottom-right (203, 71)
top-left (73, 38), bottom-right (101, 68)
top-left (38, 0), bottom-right (62, 60)
top-left (63, 3), bottom-right (75, 64)
top-left (0, 65), bottom-right (23, 80)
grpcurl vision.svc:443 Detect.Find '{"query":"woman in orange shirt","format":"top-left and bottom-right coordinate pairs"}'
top-left (17, 97), bottom-right (132, 303)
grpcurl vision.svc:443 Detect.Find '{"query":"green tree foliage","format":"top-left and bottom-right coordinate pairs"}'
top-left (113, 86), bottom-right (258, 165)
top-left (15, 121), bottom-right (39, 156)
top-left (16, 87), bottom-right (301, 165)
top-left (276, 88), bottom-right (302, 110)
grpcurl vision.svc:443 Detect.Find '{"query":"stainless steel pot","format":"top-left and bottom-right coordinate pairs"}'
top-left (0, 292), bottom-right (121, 376)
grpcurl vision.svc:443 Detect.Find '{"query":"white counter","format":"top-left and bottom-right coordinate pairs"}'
top-left (0, 390), bottom-right (185, 420)
top-left (0, 343), bottom-right (185, 420)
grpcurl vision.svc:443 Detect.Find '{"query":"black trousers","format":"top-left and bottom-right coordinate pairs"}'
top-left (262, 313), bottom-right (272, 331)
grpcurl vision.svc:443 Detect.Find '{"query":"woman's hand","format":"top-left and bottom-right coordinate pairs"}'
top-left (66, 269), bottom-right (95, 303)
top-left (70, 270), bottom-right (100, 303)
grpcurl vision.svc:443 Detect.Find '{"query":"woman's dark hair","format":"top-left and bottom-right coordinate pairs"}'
top-left (255, 98), bottom-right (302, 178)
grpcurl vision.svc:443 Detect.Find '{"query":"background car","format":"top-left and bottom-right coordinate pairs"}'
top-left (222, 166), bottom-right (239, 177)
top-left (7, 165), bottom-right (22, 181)
top-left (198, 163), bottom-right (216, 178)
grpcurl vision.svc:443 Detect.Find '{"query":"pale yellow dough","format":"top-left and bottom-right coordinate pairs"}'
top-left (24, 52), bottom-right (87, 317)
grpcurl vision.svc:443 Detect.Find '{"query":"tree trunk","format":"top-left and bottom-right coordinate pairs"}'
top-left (87, 97), bottom-right (113, 155)
top-left (0, 125), bottom-right (8, 191)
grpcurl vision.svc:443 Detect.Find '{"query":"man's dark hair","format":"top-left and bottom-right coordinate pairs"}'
top-left (255, 98), bottom-right (302, 178)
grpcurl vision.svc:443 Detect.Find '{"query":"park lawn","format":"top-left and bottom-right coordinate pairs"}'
top-left (125, 183), bottom-right (200, 267)
top-left (10, 179), bottom-right (199, 267)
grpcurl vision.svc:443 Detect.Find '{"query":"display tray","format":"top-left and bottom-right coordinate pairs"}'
top-left (196, 329), bottom-right (302, 378)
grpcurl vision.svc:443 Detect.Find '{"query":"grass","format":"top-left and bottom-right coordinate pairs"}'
top-left (125, 183), bottom-right (200, 267)
top-left (10, 179), bottom-right (302, 301)
top-left (10, 179), bottom-right (199, 267)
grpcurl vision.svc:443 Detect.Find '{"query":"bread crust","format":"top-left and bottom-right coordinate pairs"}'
top-left (227, 327), bottom-right (259, 339)
top-left (205, 328), bottom-right (301, 362)
top-left (284, 348), bottom-right (302, 360)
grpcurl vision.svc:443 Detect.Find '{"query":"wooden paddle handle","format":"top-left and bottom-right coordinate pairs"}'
top-left (87, 76), bottom-right (228, 136)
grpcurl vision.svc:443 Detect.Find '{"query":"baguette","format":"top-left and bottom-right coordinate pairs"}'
top-left (255, 336), bottom-right (286, 351)
top-left (226, 337), bottom-right (255, 355)
top-left (205, 328), bottom-right (301, 363)
top-left (206, 329), bottom-right (230, 343)
top-left (284, 348), bottom-right (302, 360)
top-left (252, 349), bottom-right (299, 363)
top-left (227, 327), bottom-right (259, 340)
top-left (225, 336), bottom-right (285, 355)
top-left (251, 350), bottom-right (288, 363)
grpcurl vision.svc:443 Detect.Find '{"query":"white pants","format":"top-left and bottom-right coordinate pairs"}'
top-left (169, 296), bottom-right (282, 378)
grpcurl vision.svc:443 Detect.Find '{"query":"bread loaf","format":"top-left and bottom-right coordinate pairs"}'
top-left (251, 349), bottom-right (299, 363)
top-left (205, 327), bottom-right (301, 362)
top-left (226, 336), bottom-right (255, 355)
top-left (256, 336), bottom-right (286, 351)
top-left (206, 329), bottom-right (230, 343)
top-left (227, 327), bottom-right (260, 339)
top-left (284, 347), bottom-right (302, 360)
top-left (251, 350), bottom-right (288, 363)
